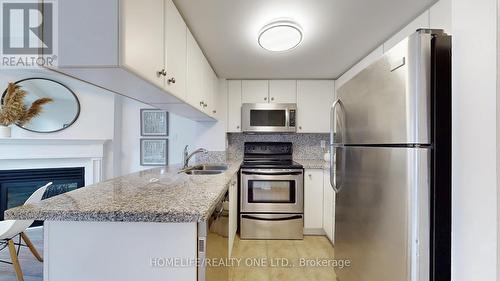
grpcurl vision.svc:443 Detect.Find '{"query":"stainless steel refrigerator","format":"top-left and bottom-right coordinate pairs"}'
top-left (330, 29), bottom-right (451, 281)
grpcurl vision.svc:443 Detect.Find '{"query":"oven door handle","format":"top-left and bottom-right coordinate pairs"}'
top-left (241, 171), bottom-right (303, 176)
top-left (241, 215), bottom-right (303, 221)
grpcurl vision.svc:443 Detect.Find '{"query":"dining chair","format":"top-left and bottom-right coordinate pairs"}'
top-left (0, 182), bottom-right (51, 281)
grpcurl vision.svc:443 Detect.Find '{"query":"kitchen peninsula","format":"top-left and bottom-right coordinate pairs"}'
top-left (5, 161), bottom-right (241, 281)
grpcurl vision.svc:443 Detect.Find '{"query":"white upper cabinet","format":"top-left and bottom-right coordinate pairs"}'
top-left (164, 0), bottom-right (187, 100)
top-left (186, 30), bottom-right (219, 117)
top-left (227, 80), bottom-right (242, 132)
top-left (48, 0), bottom-right (217, 121)
top-left (186, 30), bottom-right (207, 110)
top-left (241, 80), bottom-right (296, 104)
top-left (242, 80), bottom-right (269, 103)
top-left (269, 80), bottom-right (297, 103)
top-left (297, 80), bottom-right (334, 133)
top-left (210, 69), bottom-right (219, 116)
top-left (204, 58), bottom-right (218, 116)
top-left (122, 0), bottom-right (187, 98)
top-left (121, 0), bottom-right (165, 88)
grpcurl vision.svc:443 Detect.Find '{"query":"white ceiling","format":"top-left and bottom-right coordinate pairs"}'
top-left (173, 0), bottom-right (437, 79)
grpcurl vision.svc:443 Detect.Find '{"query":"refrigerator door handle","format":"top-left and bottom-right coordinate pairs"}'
top-left (330, 99), bottom-right (346, 193)
top-left (329, 99), bottom-right (341, 145)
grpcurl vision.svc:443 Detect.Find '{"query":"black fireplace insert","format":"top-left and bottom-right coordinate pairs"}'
top-left (0, 167), bottom-right (85, 226)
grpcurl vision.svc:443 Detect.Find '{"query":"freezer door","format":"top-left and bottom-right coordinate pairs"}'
top-left (335, 146), bottom-right (430, 281)
top-left (336, 31), bottom-right (433, 145)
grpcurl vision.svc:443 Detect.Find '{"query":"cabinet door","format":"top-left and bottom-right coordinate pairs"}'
top-left (297, 80), bottom-right (334, 133)
top-left (228, 176), bottom-right (238, 257)
top-left (186, 30), bottom-right (205, 109)
top-left (209, 69), bottom-right (219, 117)
top-left (204, 59), bottom-right (218, 116)
top-left (164, 0), bottom-right (187, 100)
top-left (323, 169), bottom-right (335, 243)
top-left (241, 80), bottom-right (269, 103)
top-left (304, 169), bottom-right (324, 230)
top-left (227, 80), bottom-right (242, 132)
top-left (269, 80), bottom-right (297, 103)
top-left (121, 0), bottom-right (165, 88)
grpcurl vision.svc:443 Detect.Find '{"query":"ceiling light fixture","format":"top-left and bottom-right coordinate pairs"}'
top-left (258, 20), bottom-right (303, 52)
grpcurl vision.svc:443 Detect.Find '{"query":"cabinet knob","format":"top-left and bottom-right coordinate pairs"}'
top-left (264, 97), bottom-right (267, 101)
top-left (237, 126), bottom-right (240, 129)
top-left (212, 110), bottom-right (216, 114)
top-left (167, 77), bottom-right (176, 84)
top-left (271, 97), bottom-right (274, 101)
top-left (299, 126), bottom-right (302, 130)
top-left (157, 69), bottom-right (167, 77)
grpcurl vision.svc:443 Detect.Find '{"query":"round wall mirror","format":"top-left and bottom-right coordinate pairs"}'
top-left (2, 78), bottom-right (80, 133)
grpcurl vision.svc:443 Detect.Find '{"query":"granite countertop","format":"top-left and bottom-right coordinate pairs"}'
top-left (295, 159), bottom-right (329, 169)
top-left (5, 161), bottom-right (241, 223)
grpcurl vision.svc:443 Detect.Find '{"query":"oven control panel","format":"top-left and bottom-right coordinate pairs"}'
top-left (244, 142), bottom-right (293, 155)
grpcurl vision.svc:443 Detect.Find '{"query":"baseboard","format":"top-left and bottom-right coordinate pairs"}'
top-left (303, 228), bottom-right (326, 235)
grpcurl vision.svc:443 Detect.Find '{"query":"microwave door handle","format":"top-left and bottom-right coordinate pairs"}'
top-left (286, 108), bottom-right (290, 128)
top-left (330, 99), bottom-right (346, 193)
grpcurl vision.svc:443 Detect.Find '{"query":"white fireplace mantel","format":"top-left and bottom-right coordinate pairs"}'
top-left (0, 138), bottom-right (110, 185)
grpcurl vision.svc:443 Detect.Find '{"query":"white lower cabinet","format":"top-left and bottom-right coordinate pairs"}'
top-left (323, 169), bottom-right (335, 243)
top-left (228, 175), bottom-right (238, 257)
top-left (304, 169), bottom-right (324, 232)
top-left (304, 168), bottom-right (336, 242)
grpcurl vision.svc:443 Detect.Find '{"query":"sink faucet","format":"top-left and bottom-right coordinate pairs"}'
top-left (183, 145), bottom-right (208, 168)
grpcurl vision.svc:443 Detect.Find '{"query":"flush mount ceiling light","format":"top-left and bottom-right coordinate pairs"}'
top-left (258, 20), bottom-right (303, 52)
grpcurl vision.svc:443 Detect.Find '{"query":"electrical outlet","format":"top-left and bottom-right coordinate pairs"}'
top-left (320, 140), bottom-right (326, 149)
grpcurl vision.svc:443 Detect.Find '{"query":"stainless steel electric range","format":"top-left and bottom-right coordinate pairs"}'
top-left (239, 142), bottom-right (304, 240)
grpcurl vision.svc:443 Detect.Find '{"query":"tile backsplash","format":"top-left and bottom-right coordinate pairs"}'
top-left (227, 133), bottom-right (329, 160)
top-left (195, 151), bottom-right (227, 164)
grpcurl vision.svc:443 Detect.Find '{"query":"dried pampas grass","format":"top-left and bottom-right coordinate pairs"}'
top-left (0, 82), bottom-right (53, 126)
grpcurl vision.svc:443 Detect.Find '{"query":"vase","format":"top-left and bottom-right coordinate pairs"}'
top-left (0, 125), bottom-right (11, 138)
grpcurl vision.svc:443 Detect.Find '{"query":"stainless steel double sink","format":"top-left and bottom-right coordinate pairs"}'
top-left (180, 164), bottom-right (228, 175)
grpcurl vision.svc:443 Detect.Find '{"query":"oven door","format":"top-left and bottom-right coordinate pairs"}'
top-left (241, 169), bottom-right (303, 213)
top-left (241, 103), bottom-right (296, 132)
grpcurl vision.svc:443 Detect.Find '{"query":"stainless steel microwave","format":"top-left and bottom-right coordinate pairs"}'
top-left (241, 103), bottom-right (297, 133)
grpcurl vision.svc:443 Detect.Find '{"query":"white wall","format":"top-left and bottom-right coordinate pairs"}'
top-left (169, 113), bottom-right (197, 164)
top-left (0, 69), bottom-right (116, 178)
top-left (104, 91), bottom-right (198, 175)
top-left (116, 96), bottom-right (152, 175)
top-left (451, 0), bottom-right (498, 280)
top-left (0, 70), bottom-right (115, 140)
top-left (335, 0), bottom-right (452, 91)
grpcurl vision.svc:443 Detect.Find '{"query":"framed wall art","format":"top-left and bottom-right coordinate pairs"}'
top-left (140, 109), bottom-right (168, 136)
top-left (140, 139), bottom-right (168, 166)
